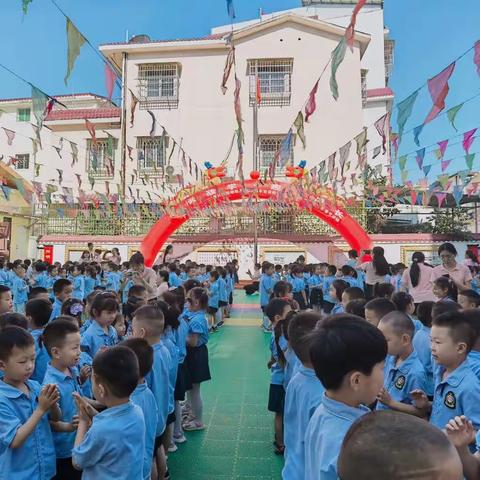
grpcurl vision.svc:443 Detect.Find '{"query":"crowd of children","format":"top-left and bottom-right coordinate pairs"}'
top-left (0, 250), bottom-right (242, 479)
top-left (257, 243), bottom-right (480, 479)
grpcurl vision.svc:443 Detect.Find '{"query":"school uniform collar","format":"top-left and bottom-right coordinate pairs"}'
top-left (421, 325), bottom-right (431, 333)
top-left (469, 350), bottom-right (480, 360)
top-left (91, 320), bottom-right (113, 336)
top-left (45, 363), bottom-right (77, 382)
top-left (391, 351), bottom-right (419, 376)
top-left (134, 382), bottom-right (147, 394)
top-left (0, 379), bottom-right (35, 399)
top-left (321, 393), bottom-right (370, 421)
top-left (298, 365), bottom-right (316, 378)
top-left (438, 360), bottom-right (471, 388)
top-left (95, 401), bottom-right (134, 420)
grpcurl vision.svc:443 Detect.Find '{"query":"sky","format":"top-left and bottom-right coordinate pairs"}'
top-left (1, 0), bottom-right (480, 184)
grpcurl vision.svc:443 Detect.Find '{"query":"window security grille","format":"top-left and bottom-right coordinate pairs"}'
top-left (138, 64), bottom-right (180, 110)
top-left (258, 135), bottom-right (293, 175)
top-left (87, 139), bottom-right (115, 178)
top-left (136, 136), bottom-right (168, 177)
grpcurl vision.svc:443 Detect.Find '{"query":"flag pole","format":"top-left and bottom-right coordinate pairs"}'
top-left (253, 74), bottom-right (259, 265)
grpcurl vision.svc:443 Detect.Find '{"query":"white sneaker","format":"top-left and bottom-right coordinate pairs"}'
top-left (167, 443), bottom-right (178, 453)
top-left (173, 434), bottom-right (187, 444)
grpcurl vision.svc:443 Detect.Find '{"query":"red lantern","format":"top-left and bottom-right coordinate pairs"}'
top-left (250, 171), bottom-right (260, 180)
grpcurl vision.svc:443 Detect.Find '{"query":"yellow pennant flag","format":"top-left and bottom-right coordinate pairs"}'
top-left (65, 18), bottom-right (86, 85)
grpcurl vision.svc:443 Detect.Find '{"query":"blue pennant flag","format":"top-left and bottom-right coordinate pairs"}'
top-left (226, 0), bottom-right (235, 19)
top-left (413, 125), bottom-right (424, 147)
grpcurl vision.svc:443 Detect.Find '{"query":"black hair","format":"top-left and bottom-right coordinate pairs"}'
top-left (265, 298), bottom-right (290, 322)
top-left (341, 265), bottom-right (357, 278)
top-left (0, 312), bottom-right (28, 330)
top-left (34, 262), bottom-right (47, 273)
top-left (0, 326), bottom-right (34, 361)
top-left (409, 252), bottom-right (425, 288)
top-left (120, 338), bottom-right (153, 379)
top-left (431, 300), bottom-right (461, 320)
top-left (42, 319), bottom-right (79, 356)
top-left (343, 287), bottom-right (365, 301)
top-left (438, 242), bottom-right (457, 257)
top-left (128, 285), bottom-right (147, 298)
top-left (326, 265), bottom-right (337, 276)
top-left (465, 249), bottom-right (478, 263)
top-left (93, 346), bottom-right (139, 398)
top-left (345, 299), bottom-right (367, 318)
top-left (348, 249), bottom-right (358, 259)
top-left (188, 287), bottom-right (208, 310)
top-left (309, 314), bottom-right (387, 390)
top-left (462, 309), bottom-right (480, 338)
top-left (90, 292), bottom-right (120, 318)
top-left (28, 286), bottom-right (48, 300)
top-left (332, 279), bottom-right (350, 302)
top-left (372, 246), bottom-right (390, 276)
top-left (391, 291), bottom-right (414, 313)
top-left (209, 270), bottom-right (219, 281)
top-left (129, 252), bottom-right (145, 266)
top-left (432, 311), bottom-right (476, 352)
top-left (373, 283), bottom-right (394, 299)
top-left (262, 262), bottom-right (273, 274)
top-left (338, 411), bottom-right (461, 480)
top-left (433, 276), bottom-right (458, 301)
top-left (26, 298), bottom-right (53, 328)
top-left (53, 278), bottom-right (72, 296)
top-left (365, 298), bottom-right (396, 319)
top-left (458, 289), bottom-right (480, 306)
top-left (416, 301), bottom-right (434, 328)
top-left (288, 311), bottom-right (322, 364)
top-left (0, 285), bottom-right (11, 296)
top-left (183, 279), bottom-right (201, 294)
top-left (379, 311), bottom-right (414, 338)
top-left (159, 270), bottom-right (169, 283)
top-left (47, 264), bottom-right (58, 274)
top-left (273, 280), bottom-right (292, 298)
top-left (155, 300), bottom-right (180, 330)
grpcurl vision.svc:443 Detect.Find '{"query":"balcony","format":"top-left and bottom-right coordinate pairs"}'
top-left (33, 207), bottom-right (366, 241)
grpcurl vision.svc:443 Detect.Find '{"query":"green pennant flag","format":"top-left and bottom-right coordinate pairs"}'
top-left (399, 155), bottom-right (407, 171)
top-left (31, 85), bottom-right (49, 129)
top-left (64, 18), bottom-right (86, 85)
top-left (401, 170), bottom-right (409, 183)
top-left (446, 103), bottom-right (463, 132)
top-left (330, 37), bottom-right (347, 101)
top-left (438, 174), bottom-right (449, 189)
top-left (293, 111), bottom-right (306, 148)
top-left (397, 90), bottom-right (419, 142)
top-left (22, 0), bottom-right (33, 14)
top-left (466, 153), bottom-right (475, 170)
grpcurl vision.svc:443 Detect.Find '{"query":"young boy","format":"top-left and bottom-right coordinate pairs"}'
top-left (341, 287), bottom-right (365, 308)
top-left (0, 284), bottom-right (13, 314)
top-left (458, 289), bottom-right (480, 310)
top-left (411, 311), bottom-right (480, 431)
top-left (28, 286), bottom-right (50, 301)
top-left (206, 270), bottom-right (220, 330)
top-left (376, 311), bottom-right (428, 414)
top-left (121, 338), bottom-right (158, 480)
top-left (131, 305), bottom-right (171, 479)
top-left (304, 315), bottom-right (387, 480)
top-left (0, 326), bottom-right (61, 478)
top-left (282, 312), bottom-right (325, 480)
top-left (339, 411), bottom-right (463, 480)
top-left (26, 298), bottom-right (53, 383)
top-left (72, 346), bottom-right (145, 479)
top-left (42, 319), bottom-right (83, 479)
top-left (11, 264), bottom-right (28, 314)
top-left (260, 263), bottom-right (275, 332)
top-left (68, 265), bottom-right (85, 301)
top-left (364, 298), bottom-right (396, 327)
top-left (50, 279), bottom-right (73, 322)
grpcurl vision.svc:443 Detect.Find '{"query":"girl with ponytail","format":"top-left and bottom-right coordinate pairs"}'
top-left (400, 252), bottom-right (434, 305)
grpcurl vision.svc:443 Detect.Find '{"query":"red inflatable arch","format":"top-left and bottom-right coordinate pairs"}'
top-left (141, 179), bottom-right (372, 267)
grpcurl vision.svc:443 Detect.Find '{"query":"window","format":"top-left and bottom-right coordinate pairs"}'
top-left (87, 139), bottom-right (116, 178)
top-left (138, 64), bottom-right (180, 109)
top-left (136, 136), bottom-right (168, 176)
top-left (14, 154), bottom-right (30, 169)
top-left (259, 135), bottom-right (294, 176)
top-left (248, 59), bottom-right (293, 106)
top-left (17, 108), bottom-right (31, 122)
top-left (361, 69), bottom-right (368, 107)
top-left (384, 38), bottom-right (395, 85)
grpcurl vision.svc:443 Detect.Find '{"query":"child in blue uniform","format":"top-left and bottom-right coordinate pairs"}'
top-left (0, 326), bottom-right (61, 479)
top-left (11, 264), bottom-right (28, 314)
top-left (265, 298), bottom-right (292, 456)
top-left (376, 311), bottom-right (428, 413)
top-left (304, 315), bottom-right (387, 480)
top-left (282, 312), bottom-right (325, 480)
top-left (329, 279), bottom-right (349, 315)
top-left (411, 310), bottom-right (480, 431)
top-left (290, 266), bottom-right (307, 310)
top-left (68, 264), bottom-right (85, 301)
top-left (206, 270), bottom-right (220, 330)
top-left (120, 338), bottom-right (158, 480)
top-left (72, 346), bottom-right (145, 480)
top-left (321, 265), bottom-right (337, 314)
top-left (260, 263), bottom-right (275, 331)
top-left (0, 284), bottom-right (13, 315)
top-left (50, 279), bottom-right (73, 322)
top-left (84, 266), bottom-right (97, 299)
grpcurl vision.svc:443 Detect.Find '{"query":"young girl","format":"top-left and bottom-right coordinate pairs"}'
top-left (322, 265), bottom-right (337, 314)
top-left (433, 276), bottom-right (458, 302)
top-left (84, 266), bottom-right (97, 299)
top-left (290, 266), bottom-right (307, 310)
top-left (265, 298), bottom-right (292, 455)
top-left (157, 270), bottom-right (170, 298)
top-left (184, 287), bottom-right (211, 431)
top-left (329, 279), bottom-right (350, 315)
top-left (206, 270), bottom-right (220, 331)
top-left (11, 264), bottom-right (28, 313)
top-left (80, 290), bottom-right (100, 334)
top-left (308, 265), bottom-right (323, 312)
top-left (68, 264), bottom-right (85, 301)
top-left (217, 267), bottom-right (228, 327)
top-left (112, 312), bottom-right (127, 341)
top-left (390, 263), bottom-right (406, 292)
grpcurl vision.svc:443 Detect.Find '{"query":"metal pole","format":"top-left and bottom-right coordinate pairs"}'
top-left (253, 79), bottom-right (259, 265)
top-left (120, 52), bottom-right (128, 200)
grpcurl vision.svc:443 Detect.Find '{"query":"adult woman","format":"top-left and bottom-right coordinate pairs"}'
top-left (358, 246), bottom-right (390, 300)
top-left (400, 252), bottom-right (434, 304)
top-left (431, 243), bottom-right (472, 291)
top-left (159, 244), bottom-right (188, 265)
top-left (464, 249), bottom-right (479, 271)
top-left (79, 251), bottom-right (91, 263)
top-left (125, 252), bottom-right (159, 300)
top-left (110, 247), bottom-right (122, 265)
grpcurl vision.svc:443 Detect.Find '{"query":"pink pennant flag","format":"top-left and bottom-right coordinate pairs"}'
top-left (305, 80), bottom-right (319, 122)
top-left (435, 192), bottom-right (447, 207)
top-left (410, 190), bottom-right (418, 206)
top-left (424, 62), bottom-right (456, 124)
top-left (345, 0), bottom-right (367, 51)
top-left (474, 40), bottom-right (480, 77)
top-left (438, 139), bottom-right (449, 158)
top-left (441, 159), bottom-right (452, 172)
top-left (463, 128), bottom-right (477, 154)
top-left (105, 64), bottom-right (117, 100)
top-left (2, 128), bottom-right (15, 146)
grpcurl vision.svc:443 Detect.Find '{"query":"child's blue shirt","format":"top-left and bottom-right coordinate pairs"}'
top-left (270, 334), bottom-right (285, 386)
top-left (35, 271), bottom-right (49, 289)
top-left (308, 274), bottom-right (322, 288)
top-left (30, 329), bottom-right (50, 383)
top-left (413, 325), bottom-right (434, 394)
top-left (259, 273), bottom-right (274, 307)
top-left (291, 276), bottom-right (306, 294)
top-left (78, 351), bottom-right (93, 398)
top-left (80, 321), bottom-right (118, 358)
top-left (161, 337), bottom-right (178, 414)
top-left (322, 275), bottom-right (336, 303)
top-left (168, 272), bottom-right (181, 288)
top-left (218, 277), bottom-right (228, 303)
top-left (208, 280), bottom-right (220, 309)
top-left (84, 277), bottom-right (96, 298)
top-left (188, 311), bottom-right (209, 346)
top-left (49, 298), bottom-right (63, 322)
top-left (71, 275), bottom-right (85, 300)
top-left (174, 317), bottom-right (189, 364)
top-left (72, 402), bottom-right (145, 480)
top-left (11, 275), bottom-right (28, 305)
top-left (331, 303), bottom-right (344, 315)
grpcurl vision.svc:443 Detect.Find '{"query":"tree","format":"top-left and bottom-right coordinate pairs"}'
top-left (424, 207), bottom-right (473, 239)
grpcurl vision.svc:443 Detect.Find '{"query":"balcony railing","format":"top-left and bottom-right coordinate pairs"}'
top-left (33, 207), bottom-right (366, 239)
